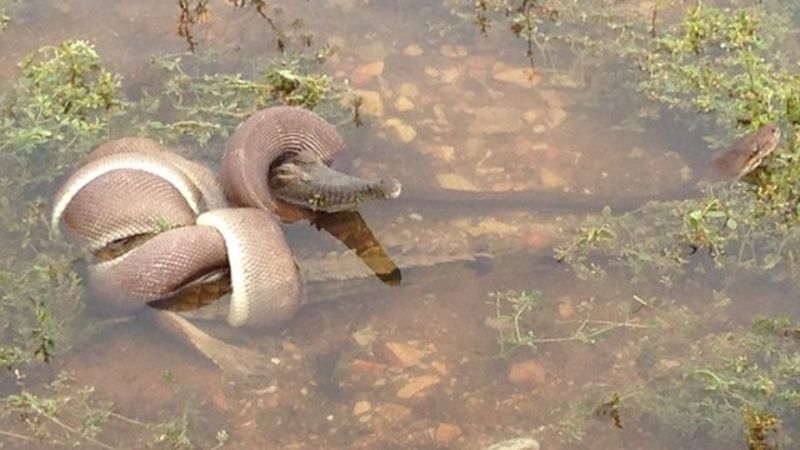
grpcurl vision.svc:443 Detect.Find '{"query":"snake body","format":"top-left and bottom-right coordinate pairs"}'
top-left (52, 107), bottom-right (398, 332)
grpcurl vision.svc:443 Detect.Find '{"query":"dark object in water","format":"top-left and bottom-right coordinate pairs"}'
top-left (710, 123), bottom-right (781, 179)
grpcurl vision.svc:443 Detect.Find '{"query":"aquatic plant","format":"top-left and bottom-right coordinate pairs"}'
top-left (630, 316), bottom-right (800, 447)
top-left (0, 0), bottom-right (15, 31)
top-left (176, 0), bottom-right (312, 54)
top-left (558, 2), bottom-right (800, 282)
top-left (0, 40), bottom-right (123, 372)
top-left (1, 39), bottom-right (123, 163)
top-left (140, 52), bottom-right (341, 147)
top-left (486, 289), bottom-right (647, 356)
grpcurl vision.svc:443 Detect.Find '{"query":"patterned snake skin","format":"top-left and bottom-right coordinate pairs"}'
top-left (51, 107), bottom-right (362, 329)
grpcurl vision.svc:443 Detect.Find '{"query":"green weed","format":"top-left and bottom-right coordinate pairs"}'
top-left (140, 52), bottom-right (342, 147)
top-left (486, 290), bottom-right (647, 356)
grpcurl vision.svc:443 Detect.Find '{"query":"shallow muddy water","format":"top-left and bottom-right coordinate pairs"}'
top-left (1, 1), bottom-right (799, 449)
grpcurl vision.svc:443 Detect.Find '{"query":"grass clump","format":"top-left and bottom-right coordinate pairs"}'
top-left (559, 3), bottom-right (800, 285)
top-left (639, 3), bottom-right (791, 129)
top-left (1, 40), bottom-right (124, 160)
top-left (627, 316), bottom-right (800, 448)
top-left (0, 40), bottom-right (122, 372)
top-left (140, 52), bottom-right (340, 147)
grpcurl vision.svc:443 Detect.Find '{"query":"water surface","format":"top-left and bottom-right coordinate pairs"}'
top-left (1, 1), bottom-right (797, 449)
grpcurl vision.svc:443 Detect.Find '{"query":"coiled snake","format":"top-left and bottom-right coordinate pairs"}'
top-left (51, 106), bottom-right (401, 373)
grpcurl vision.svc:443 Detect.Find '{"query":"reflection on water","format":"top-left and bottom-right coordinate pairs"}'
top-left (1, 0), bottom-right (798, 449)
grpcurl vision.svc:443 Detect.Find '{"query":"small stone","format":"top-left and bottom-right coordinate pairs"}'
top-left (508, 359), bottom-right (547, 387)
top-left (472, 107), bottom-right (524, 134)
top-left (551, 72), bottom-right (583, 88)
top-left (525, 229), bottom-right (553, 251)
top-left (420, 145), bottom-right (455, 162)
top-left (430, 361), bottom-right (448, 375)
top-left (440, 44), bottom-right (460, 59)
top-left (349, 90), bottom-right (384, 118)
top-left (532, 124), bottom-right (547, 134)
top-left (492, 62), bottom-right (541, 88)
top-left (558, 300), bottom-right (576, 320)
top-left (398, 82), bottom-right (419, 98)
top-left (345, 358), bottom-right (388, 387)
top-left (424, 67), bottom-right (440, 77)
top-left (466, 54), bottom-right (494, 70)
top-left (350, 358), bottom-right (388, 376)
top-left (539, 168), bottom-right (567, 189)
top-left (393, 96), bottom-right (415, 112)
top-left (439, 67), bottom-right (460, 84)
top-left (486, 437), bottom-right (541, 450)
top-left (351, 61), bottom-right (385, 85)
top-left (432, 104), bottom-right (450, 126)
top-left (212, 390), bottom-right (230, 411)
top-left (379, 341), bottom-right (427, 367)
top-left (466, 217), bottom-right (519, 236)
top-left (540, 89), bottom-right (565, 108)
top-left (660, 359), bottom-right (681, 370)
top-left (353, 401), bottom-right (371, 415)
top-left (352, 40), bottom-right (388, 62)
top-left (408, 213), bottom-right (423, 221)
top-left (403, 44), bottom-right (423, 57)
top-left (522, 109), bottom-right (541, 124)
top-left (397, 375), bottom-right (440, 399)
top-left (435, 423), bottom-right (462, 443)
top-left (352, 325), bottom-right (378, 347)
top-left (545, 107), bottom-right (567, 129)
top-left (376, 403), bottom-right (412, 423)
top-left (384, 118), bottom-right (417, 143)
top-left (436, 173), bottom-right (479, 191)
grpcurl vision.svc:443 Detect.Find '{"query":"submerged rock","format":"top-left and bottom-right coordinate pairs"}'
top-left (403, 44), bottom-right (424, 57)
top-left (384, 118), bottom-right (417, 142)
top-left (435, 423), bottom-right (463, 443)
top-left (436, 173), bottom-right (479, 191)
top-left (393, 96), bottom-right (415, 112)
top-left (486, 438), bottom-right (541, 450)
top-left (472, 107), bottom-right (525, 134)
top-left (351, 61), bottom-right (384, 85)
top-left (396, 374), bottom-right (440, 399)
top-left (492, 62), bottom-right (541, 88)
top-left (350, 90), bottom-right (384, 118)
top-left (507, 359), bottom-right (547, 387)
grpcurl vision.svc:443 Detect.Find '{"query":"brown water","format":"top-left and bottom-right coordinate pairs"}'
top-left (1, 1), bottom-right (798, 449)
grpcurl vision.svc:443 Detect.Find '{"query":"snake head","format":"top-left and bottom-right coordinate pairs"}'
top-left (376, 178), bottom-right (402, 199)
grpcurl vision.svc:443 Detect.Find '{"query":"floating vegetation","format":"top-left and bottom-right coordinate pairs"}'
top-left (140, 52), bottom-right (341, 147)
top-left (486, 290), bottom-right (647, 357)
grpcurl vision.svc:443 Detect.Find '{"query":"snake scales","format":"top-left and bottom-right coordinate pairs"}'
top-left (51, 106), bottom-right (404, 373)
